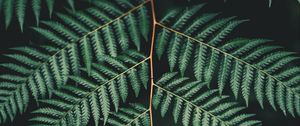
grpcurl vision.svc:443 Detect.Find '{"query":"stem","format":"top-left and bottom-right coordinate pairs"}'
top-left (148, 0), bottom-right (157, 126)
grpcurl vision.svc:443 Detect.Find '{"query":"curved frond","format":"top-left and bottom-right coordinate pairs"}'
top-left (153, 72), bottom-right (260, 126)
top-left (155, 5), bottom-right (300, 117)
top-left (30, 53), bottom-right (150, 125)
top-left (0, 0), bottom-right (151, 123)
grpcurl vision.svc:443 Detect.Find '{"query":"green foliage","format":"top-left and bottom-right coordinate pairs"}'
top-left (106, 103), bottom-right (150, 126)
top-left (155, 5), bottom-right (300, 117)
top-left (0, 0), bottom-right (149, 123)
top-left (0, 0), bottom-right (299, 125)
top-left (30, 52), bottom-right (149, 125)
top-left (153, 72), bottom-right (261, 126)
top-left (0, 0), bottom-right (81, 31)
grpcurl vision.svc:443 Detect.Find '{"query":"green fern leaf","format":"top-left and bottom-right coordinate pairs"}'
top-left (118, 74), bottom-right (128, 103)
top-left (2, 0), bottom-right (299, 125)
top-left (241, 66), bottom-right (255, 107)
top-left (0, 1), bottom-right (150, 123)
top-left (204, 49), bottom-right (221, 86)
top-left (171, 4), bottom-right (206, 30)
top-left (179, 39), bottom-right (193, 76)
top-left (30, 52), bottom-right (149, 125)
top-left (67, 0), bottom-right (75, 11)
top-left (3, 0), bottom-right (14, 29)
top-left (45, 0), bottom-right (54, 18)
top-left (155, 29), bottom-right (171, 60)
top-left (254, 72), bottom-right (266, 108)
top-left (152, 88), bottom-right (163, 110)
top-left (0, 63), bottom-right (31, 75)
top-left (0, 0), bottom-right (89, 30)
top-left (90, 93), bottom-right (100, 126)
top-left (91, 0), bottom-right (123, 16)
top-left (113, 19), bottom-right (129, 51)
top-left (16, 0), bottom-right (27, 31)
top-left (184, 13), bottom-right (219, 35)
top-left (138, 6), bottom-right (150, 41)
top-left (125, 13), bottom-right (142, 50)
top-left (217, 55), bottom-right (233, 95)
top-left (160, 9), bottom-right (181, 24)
top-left (103, 26), bottom-right (118, 57)
top-left (139, 62), bottom-right (149, 89)
top-left (80, 36), bottom-right (93, 75)
top-left (156, 5), bottom-right (300, 116)
top-left (128, 68), bottom-right (142, 97)
top-left (230, 62), bottom-right (244, 99)
top-left (153, 72), bottom-right (261, 126)
top-left (108, 80), bottom-right (120, 112)
top-left (193, 45), bottom-right (209, 81)
top-left (167, 34), bottom-right (182, 71)
top-left (208, 20), bottom-right (248, 47)
top-left (173, 98), bottom-right (183, 124)
top-left (98, 85), bottom-right (110, 124)
top-left (32, 0), bottom-right (41, 26)
top-left (106, 103), bottom-right (150, 126)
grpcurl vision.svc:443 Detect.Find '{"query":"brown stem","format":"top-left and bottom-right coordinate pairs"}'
top-left (148, 0), bottom-right (157, 125)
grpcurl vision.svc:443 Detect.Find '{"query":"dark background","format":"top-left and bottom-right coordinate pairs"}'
top-left (0, 0), bottom-right (299, 125)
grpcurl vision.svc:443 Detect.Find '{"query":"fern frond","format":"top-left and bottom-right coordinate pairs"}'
top-left (155, 5), bottom-right (300, 117)
top-left (160, 9), bottom-right (181, 24)
top-left (138, 6), bottom-right (150, 41)
top-left (167, 34), bottom-right (182, 71)
top-left (153, 72), bottom-right (260, 126)
top-left (66, 0), bottom-right (75, 11)
top-left (45, 0), bottom-right (54, 18)
top-left (155, 28), bottom-right (171, 60)
top-left (30, 53), bottom-right (150, 125)
top-left (171, 4), bottom-right (206, 30)
top-left (184, 13), bottom-right (219, 35)
top-left (32, 0), bottom-right (41, 26)
top-left (102, 26), bottom-right (118, 57)
top-left (113, 19), bottom-right (129, 51)
top-left (16, 0), bottom-right (27, 31)
top-left (0, 0), bottom-right (88, 30)
top-left (3, 0), bottom-right (14, 29)
top-left (106, 103), bottom-right (150, 126)
top-left (125, 13), bottom-right (142, 50)
top-left (91, 0), bottom-right (123, 16)
top-left (41, 21), bottom-right (79, 41)
top-left (80, 36), bottom-right (93, 75)
top-left (0, 0), bottom-right (150, 123)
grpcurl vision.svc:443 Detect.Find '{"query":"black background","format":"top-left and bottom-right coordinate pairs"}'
top-left (0, 0), bottom-right (299, 125)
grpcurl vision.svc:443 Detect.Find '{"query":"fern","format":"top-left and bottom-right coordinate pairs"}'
top-left (106, 103), bottom-right (150, 126)
top-left (0, 0), bottom-right (150, 123)
top-left (1, 0), bottom-right (299, 125)
top-left (155, 6), bottom-right (300, 117)
top-left (30, 52), bottom-right (149, 125)
top-left (153, 72), bottom-right (261, 126)
top-left (0, 0), bottom-right (84, 31)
